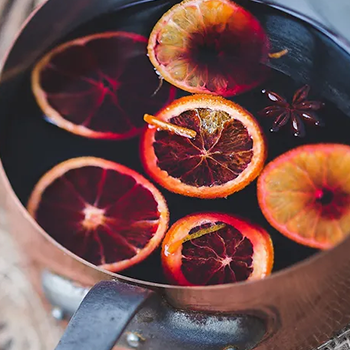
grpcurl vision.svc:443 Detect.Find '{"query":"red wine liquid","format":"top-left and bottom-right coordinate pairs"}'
top-left (2, 0), bottom-right (350, 284)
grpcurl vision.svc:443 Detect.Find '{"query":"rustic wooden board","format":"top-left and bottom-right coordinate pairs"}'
top-left (0, 2), bottom-right (63, 349)
top-left (0, 211), bottom-right (63, 350)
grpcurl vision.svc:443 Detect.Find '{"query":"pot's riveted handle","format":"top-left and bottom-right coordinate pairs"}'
top-left (54, 280), bottom-right (154, 350)
top-left (54, 279), bottom-right (269, 350)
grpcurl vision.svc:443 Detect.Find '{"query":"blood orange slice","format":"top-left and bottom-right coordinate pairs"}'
top-left (27, 157), bottom-right (169, 272)
top-left (141, 94), bottom-right (267, 199)
top-left (258, 144), bottom-right (350, 249)
top-left (161, 213), bottom-right (273, 286)
top-left (32, 32), bottom-right (176, 140)
top-left (148, 0), bottom-right (270, 96)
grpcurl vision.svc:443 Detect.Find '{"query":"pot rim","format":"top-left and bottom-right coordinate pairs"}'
top-left (1, 0), bottom-right (350, 291)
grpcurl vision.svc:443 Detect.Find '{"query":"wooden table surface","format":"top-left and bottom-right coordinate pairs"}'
top-left (0, 211), bottom-right (62, 350)
top-left (0, 2), bottom-right (64, 349)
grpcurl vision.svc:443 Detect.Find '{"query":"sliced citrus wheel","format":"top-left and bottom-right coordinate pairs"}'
top-left (141, 94), bottom-right (267, 199)
top-left (27, 157), bottom-right (169, 272)
top-left (148, 0), bottom-right (269, 96)
top-left (161, 213), bottom-right (274, 286)
top-left (257, 144), bottom-right (350, 249)
top-left (32, 32), bottom-right (176, 140)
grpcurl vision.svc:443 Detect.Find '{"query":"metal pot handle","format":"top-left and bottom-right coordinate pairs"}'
top-left (54, 280), bottom-right (154, 350)
top-left (54, 279), bottom-right (269, 350)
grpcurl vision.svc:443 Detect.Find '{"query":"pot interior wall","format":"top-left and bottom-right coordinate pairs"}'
top-left (1, 0), bottom-right (350, 285)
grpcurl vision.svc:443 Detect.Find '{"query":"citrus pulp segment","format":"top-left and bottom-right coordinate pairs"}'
top-left (141, 94), bottom-right (267, 198)
top-left (148, 0), bottom-right (270, 96)
top-left (27, 157), bottom-right (169, 272)
top-left (32, 32), bottom-right (176, 139)
top-left (161, 213), bottom-right (274, 286)
top-left (258, 144), bottom-right (350, 249)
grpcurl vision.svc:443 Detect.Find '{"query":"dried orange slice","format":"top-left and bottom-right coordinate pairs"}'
top-left (32, 32), bottom-right (176, 140)
top-left (258, 144), bottom-right (350, 249)
top-left (148, 0), bottom-right (269, 96)
top-left (141, 94), bottom-right (267, 199)
top-left (161, 213), bottom-right (274, 286)
top-left (27, 157), bottom-right (169, 272)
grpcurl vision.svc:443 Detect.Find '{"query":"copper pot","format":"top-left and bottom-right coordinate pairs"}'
top-left (1, 0), bottom-right (350, 349)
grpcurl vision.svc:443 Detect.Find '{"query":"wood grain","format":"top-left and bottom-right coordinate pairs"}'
top-left (0, 213), bottom-right (63, 350)
top-left (0, 0), bottom-right (44, 67)
top-left (0, 2), bottom-right (64, 349)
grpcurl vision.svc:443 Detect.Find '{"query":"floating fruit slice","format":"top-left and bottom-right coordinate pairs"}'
top-left (147, 0), bottom-right (269, 96)
top-left (32, 32), bottom-right (176, 140)
top-left (161, 213), bottom-right (274, 286)
top-left (257, 144), bottom-right (350, 249)
top-left (27, 157), bottom-right (169, 272)
top-left (141, 94), bottom-right (267, 199)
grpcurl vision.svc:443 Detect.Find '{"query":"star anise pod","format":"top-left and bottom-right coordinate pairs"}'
top-left (259, 85), bottom-right (325, 137)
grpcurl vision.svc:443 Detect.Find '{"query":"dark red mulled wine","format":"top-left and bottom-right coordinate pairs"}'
top-left (1, 0), bottom-right (350, 284)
